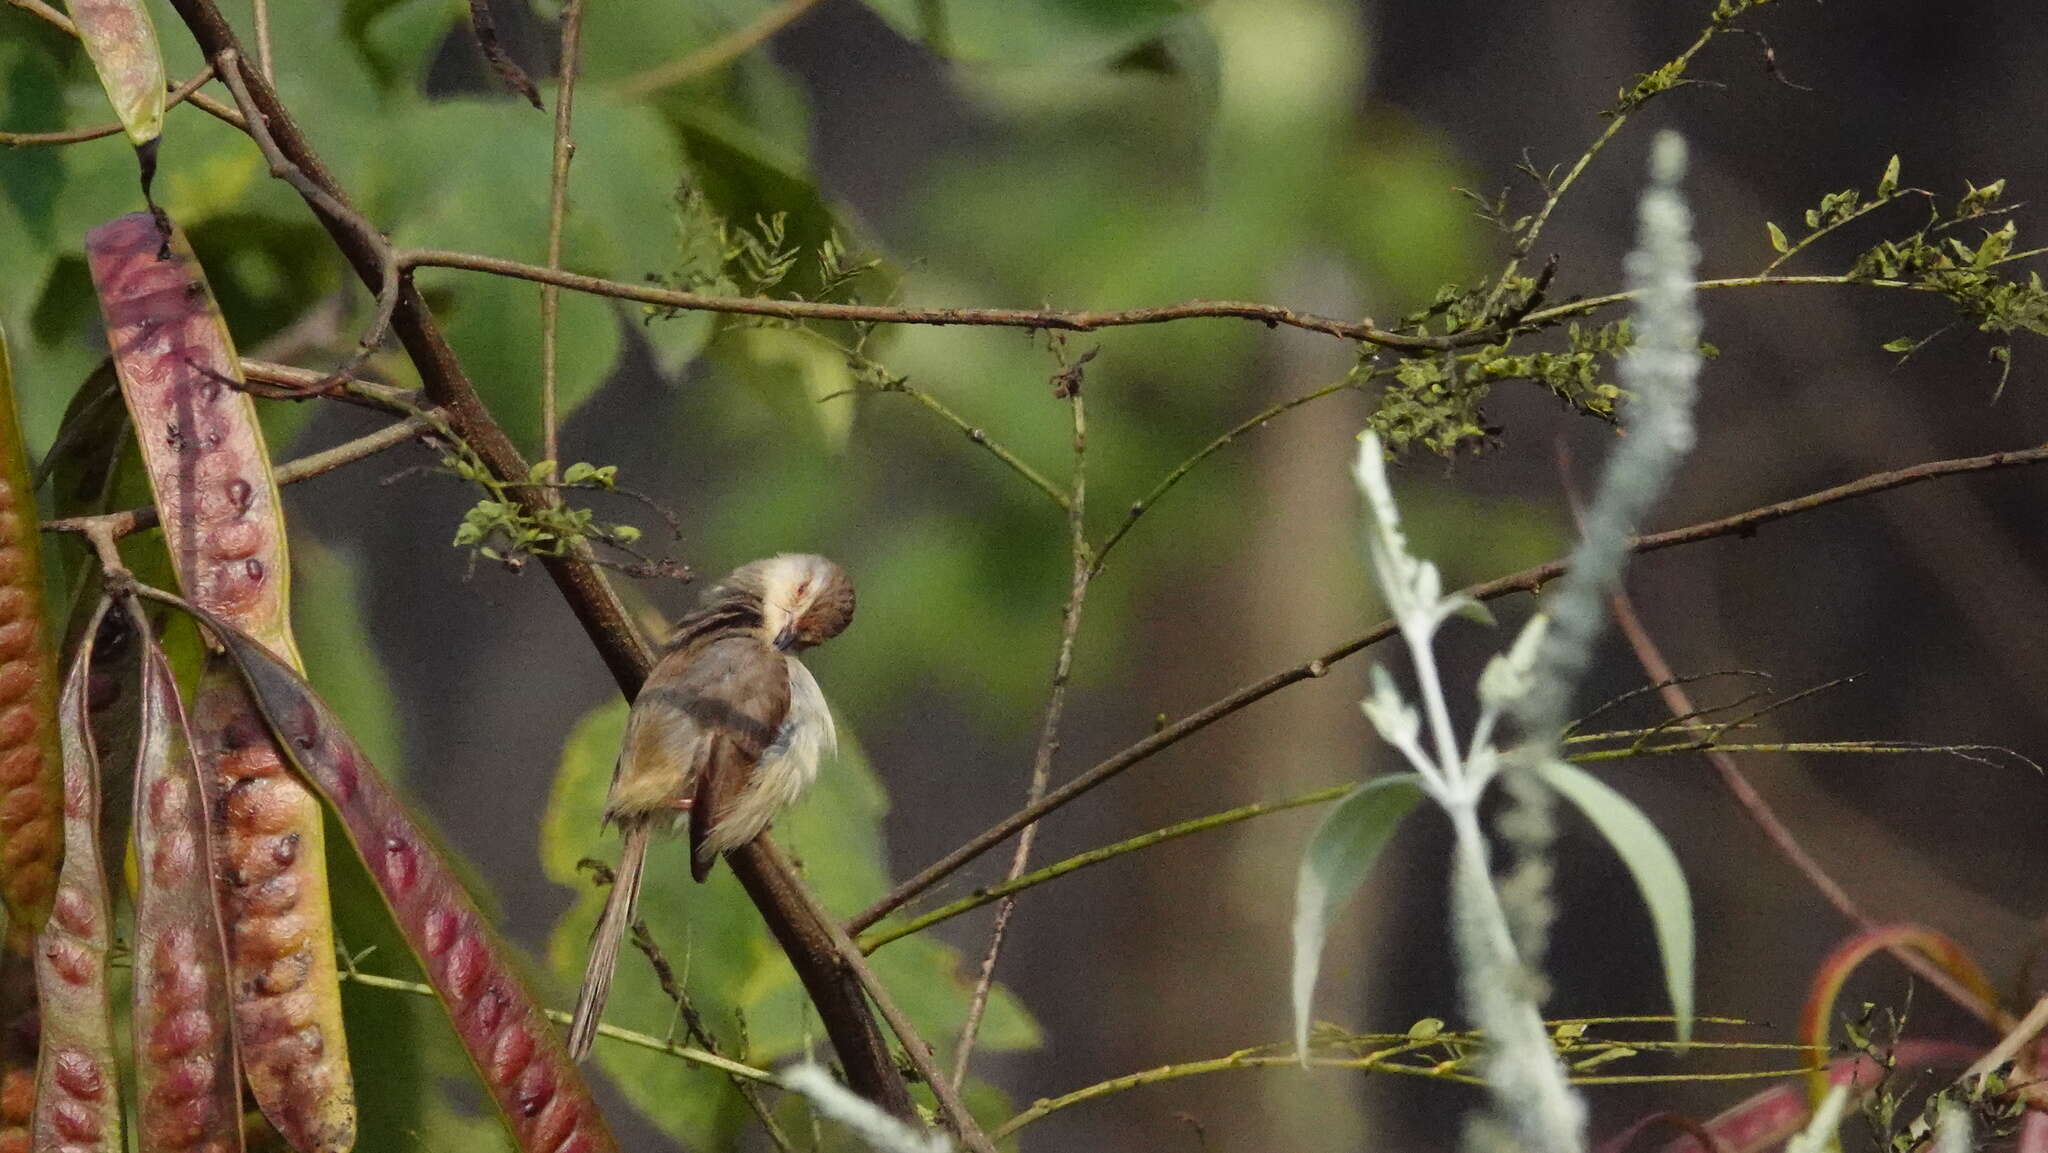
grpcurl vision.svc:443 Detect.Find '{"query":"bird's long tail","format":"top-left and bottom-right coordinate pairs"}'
top-left (567, 820), bottom-right (650, 1061)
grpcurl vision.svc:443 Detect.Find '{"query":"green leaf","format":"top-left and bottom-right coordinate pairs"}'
top-left (1766, 221), bottom-right (1790, 254)
top-left (1290, 773), bottom-right (1425, 1060)
top-left (859, 0), bottom-right (1187, 64)
top-left (1881, 336), bottom-right (1919, 353)
top-left (543, 701), bottom-right (1038, 1147)
top-left (1535, 759), bottom-right (1695, 1045)
top-left (1878, 154), bottom-right (1901, 198)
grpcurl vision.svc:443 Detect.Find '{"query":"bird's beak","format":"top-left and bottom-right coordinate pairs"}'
top-left (773, 623), bottom-right (799, 652)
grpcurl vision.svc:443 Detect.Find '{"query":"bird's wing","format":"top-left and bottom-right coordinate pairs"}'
top-left (608, 636), bottom-right (782, 822)
top-left (677, 637), bottom-right (791, 879)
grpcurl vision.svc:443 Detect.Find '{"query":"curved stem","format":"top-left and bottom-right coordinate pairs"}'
top-left (1091, 376), bottom-right (1361, 576)
top-left (612, 0), bottom-right (825, 96)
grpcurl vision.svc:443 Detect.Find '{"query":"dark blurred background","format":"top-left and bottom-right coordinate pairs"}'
top-left (11, 0), bottom-right (2048, 1148)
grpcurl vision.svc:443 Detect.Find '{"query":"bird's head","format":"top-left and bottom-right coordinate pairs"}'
top-left (724, 553), bottom-right (855, 653)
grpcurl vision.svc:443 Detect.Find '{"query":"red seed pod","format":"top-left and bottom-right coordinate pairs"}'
top-left (86, 213), bottom-right (353, 1153)
top-left (208, 617), bottom-right (619, 1153)
top-left (0, 326), bottom-right (66, 933)
top-left (133, 640), bottom-right (243, 1153)
top-left (31, 602), bottom-right (122, 1153)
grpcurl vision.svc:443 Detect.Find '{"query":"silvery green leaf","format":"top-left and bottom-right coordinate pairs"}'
top-left (1784, 1086), bottom-right (1850, 1153)
top-left (1478, 614), bottom-right (1550, 708)
top-left (1448, 597), bottom-right (1496, 627)
top-left (1291, 774), bottom-right (1427, 1061)
top-left (782, 1064), bottom-right (951, 1153)
top-left (1537, 760), bottom-right (1695, 1044)
top-left (1360, 665), bottom-right (1420, 752)
top-left (1354, 433), bottom-right (1436, 624)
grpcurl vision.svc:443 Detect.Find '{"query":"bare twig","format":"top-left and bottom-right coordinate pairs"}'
top-left (41, 412), bottom-right (442, 541)
top-left (214, 48), bottom-right (402, 397)
top-left (400, 247), bottom-right (1456, 349)
top-left (1478, 23), bottom-right (1723, 320)
top-left (612, 0), bottom-right (826, 96)
top-left (848, 437), bottom-right (2048, 933)
top-left (4, 0), bottom-right (68, 30)
top-left (539, 0), bottom-right (586, 473)
top-left (335, 967), bottom-right (777, 1082)
top-left (612, 900), bottom-right (795, 1153)
top-left (1604, 589), bottom-right (2002, 1028)
top-left (951, 349), bottom-right (1092, 1088)
top-left (2, 66), bottom-right (218, 147)
top-left (769, 840), bottom-right (999, 1153)
top-left (1549, 441), bottom-right (2003, 1029)
top-left (251, 0), bottom-right (273, 83)
top-left (851, 375), bottom-right (1070, 510)
top-left (1091, 374), bottom-right (1363, 575)
top-left (860, 783), bottom-right (1354, 953)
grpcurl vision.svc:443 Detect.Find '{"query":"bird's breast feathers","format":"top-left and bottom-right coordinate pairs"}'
top-left (697, 655), bottom-right (835, 856)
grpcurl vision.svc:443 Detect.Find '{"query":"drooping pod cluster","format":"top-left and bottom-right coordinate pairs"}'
top-left (87, 211), bottom-right (354, 1153)
top-left (59, 209), bottom-right (622, 1153)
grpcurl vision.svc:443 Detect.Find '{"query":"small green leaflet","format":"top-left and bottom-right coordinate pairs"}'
top-left (1290, 773), bottom-right (1425, 1061)
top-left (1536, 759), bottom-right (1695, 1044)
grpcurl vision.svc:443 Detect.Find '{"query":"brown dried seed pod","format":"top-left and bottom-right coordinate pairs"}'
top-left (31, 602), bottom-right (123, 1153)
top-left (0, 327), bottom-right (65, 933)
top-left (208, 618), bottom-right (619, 1153)
top-left (87, 213), bottom-right (353, 1153)
top-left (134, 640), bottom-right (243, 1153)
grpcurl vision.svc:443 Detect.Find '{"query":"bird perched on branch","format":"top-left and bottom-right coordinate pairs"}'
top-left (566, 553), bottom-right (855, 1061)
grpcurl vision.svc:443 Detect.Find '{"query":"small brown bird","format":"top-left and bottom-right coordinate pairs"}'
top-left (566, 554), bottom-right (855, 1061)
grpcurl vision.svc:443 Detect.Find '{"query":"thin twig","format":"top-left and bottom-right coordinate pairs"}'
top-left (2, 66), bottom-right (218, 147)
top-left (252, 0), bottom-right (273, 83)
top-left (612, 0), bottom-right (825, 95)
top-left (769, 841), bottom-right (1000, 1153)
top-left (1479, 22), bottom-right (1724, 319)
top-left (861, 783), bottom-right (1354, 953)
top-left (1604, 587), bottom-right (2003, 1028)
top-left (41, 412), bottom-right (441, 540)
top-left (539, 0), bottom-right (586, 473)
top-left (333, 968), bottom-right (778, 1082)
top-left (951, 352), bottom-right (1091, 1088)
top-left (1551, 441), bottom-right (2005, 1029)
top-left (848, 436), bottom-right (2048, 933)
top-left (4, 0), bottom-right (72, 32)
top-left (216, 53), bottom-right (404, 399)
top-left (618, 905), bottom-right (796, 1153)
top-left (856, 734), bottom-right (2012, 955)
top-left (1091, 374), bottom-right (1362, 576)
top-left (1760, 187), bottom-right (1933, 276)
top-left (400, 248), bottom-right (1454, 350)
top-left (859, 378), bottom-right (1070, 509)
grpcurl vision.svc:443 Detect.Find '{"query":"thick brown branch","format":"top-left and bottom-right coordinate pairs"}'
top-left (156, 0), bottom-right (913, 1116)
top-left (848, 438), bottom-right (2048, 932)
